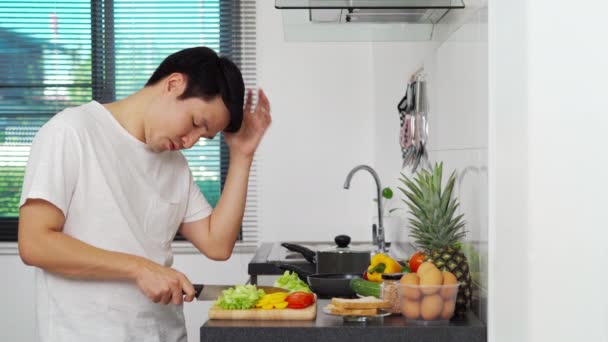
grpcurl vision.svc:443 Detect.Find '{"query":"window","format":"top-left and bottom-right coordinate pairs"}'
top-left (0, 0), bottom-right (258, 246)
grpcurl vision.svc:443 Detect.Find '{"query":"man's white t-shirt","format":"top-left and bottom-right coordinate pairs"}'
top-left (19, 101), bottom-right (213, 342)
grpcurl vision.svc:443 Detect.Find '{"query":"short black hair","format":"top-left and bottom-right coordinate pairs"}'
top-left (145, 47), bottom-right (244, 132)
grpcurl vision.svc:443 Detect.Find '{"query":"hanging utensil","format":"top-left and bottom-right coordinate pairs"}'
top-left (398, 82), bottom-right (414, 168)
top-left (398, 71), bottom-right (430, 172)
top-left (410, 74), bottom-right (430, 173)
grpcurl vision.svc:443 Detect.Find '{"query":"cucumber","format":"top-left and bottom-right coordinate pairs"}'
top-left (350, 278), bottom-right (381, 298)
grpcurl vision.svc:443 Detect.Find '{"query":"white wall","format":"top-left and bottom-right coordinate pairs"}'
top-left (367, 40), bottom-right (437, 251)
top-left (490, 0), bottom-right (608, 342)
top-left (0, 253), bottom-right (36, 341)
top-left (488, 0), bottom-right (529, 340)
top-left (369, 39), bottom-right (437, 202)
top-left (256, 2), bottom-right (379, 243)
top-left (525, 0), bottom-right (608, 341)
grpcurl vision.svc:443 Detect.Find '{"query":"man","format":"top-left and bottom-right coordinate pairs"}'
top-left (17, 46), bottom-right (271, 341)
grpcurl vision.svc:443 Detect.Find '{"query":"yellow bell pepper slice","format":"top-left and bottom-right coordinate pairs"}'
top-left (268, 293), bottom-right (288, 299)
top-left (274, 301), bottom-right (289, 309)
top-left (269, 297), bottom-right (287, 304)
top-left (255, 292), bottom-right (290, 309)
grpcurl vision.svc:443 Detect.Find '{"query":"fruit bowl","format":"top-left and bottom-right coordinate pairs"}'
top-left (397, 283), bottom-right (460, 324)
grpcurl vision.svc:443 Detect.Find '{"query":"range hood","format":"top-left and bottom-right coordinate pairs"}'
top-left (275, 0), bottom-right (467, 42)
top-left (275, 0), bottom-right (465, 24)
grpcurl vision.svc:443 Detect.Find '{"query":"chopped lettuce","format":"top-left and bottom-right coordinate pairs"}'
top-left (274, 271), bottom-right (312, 293)
top-left (215, 285), bottom-right (266, 310)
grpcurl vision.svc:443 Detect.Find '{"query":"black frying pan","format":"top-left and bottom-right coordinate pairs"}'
top-left (281, 235), bottom-right (372, 275)
top-left (274, 263), bottom-right (361, 298)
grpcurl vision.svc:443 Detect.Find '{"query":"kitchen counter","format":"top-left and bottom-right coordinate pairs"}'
top-left (200, 299), bottom-right (486, 342)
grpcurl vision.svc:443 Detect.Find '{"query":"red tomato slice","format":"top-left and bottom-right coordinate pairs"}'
top-left (286, 292), bottom-right (315, 309)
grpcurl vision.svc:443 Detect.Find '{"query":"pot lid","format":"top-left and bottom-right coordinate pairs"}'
top-left (318, 235), bottom-right (374, 254)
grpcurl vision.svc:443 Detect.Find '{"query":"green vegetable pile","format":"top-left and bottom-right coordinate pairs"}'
top-left (274, 271), bottom-right (312, 293)
top-left (215, 285), bottom-right (266, 310)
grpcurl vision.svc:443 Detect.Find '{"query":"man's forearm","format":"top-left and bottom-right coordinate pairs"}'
top-left (207, 152), bottom-right (253, 254)
top-left (20, 203), bottom-right (196, 303)
top-left (20, 227), bottom-right (144, 281)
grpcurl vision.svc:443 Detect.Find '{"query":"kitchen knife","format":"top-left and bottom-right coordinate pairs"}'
top-left (192, 284), bottom-right (287, 301)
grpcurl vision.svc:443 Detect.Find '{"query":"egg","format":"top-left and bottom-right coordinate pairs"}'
top-left (399, 273), bottom-right (421, 300)
top-left (402, 298), bottom-right (420, 320)
top-left (400, 272), bottom-right (420, 285)
top-left (440, 299), bottom-right (456, 320)
top-left (440, 271), bottom-right (459, 299)
top-left (419, 267), bottom-right (443, 295)
top-left (416, 262), bottom-right (437, 276)
top-left (420, 294), bottom-right (443, 321)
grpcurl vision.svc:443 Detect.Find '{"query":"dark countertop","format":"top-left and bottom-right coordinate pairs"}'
top-left (200, 299), bottom-right (487, 342)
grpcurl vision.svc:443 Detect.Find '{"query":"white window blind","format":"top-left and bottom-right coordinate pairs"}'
top-left (0, 0), bottom-right (259, 246)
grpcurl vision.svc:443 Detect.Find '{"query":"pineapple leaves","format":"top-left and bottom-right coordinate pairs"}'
top-left (440, 171), bottom-right (457, 214)
top-left (399, 173), bottom-right (423, 198)
top-left (398, 162), bottom-right (468, 250)
top-left (432, 162), bottom-right (442, 196)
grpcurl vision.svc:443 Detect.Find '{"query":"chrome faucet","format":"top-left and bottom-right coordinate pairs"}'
top-left (343, 165), bottom-right (387, 253)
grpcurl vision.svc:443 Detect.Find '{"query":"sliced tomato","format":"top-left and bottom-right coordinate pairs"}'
top-left (409, 251), bottom-right (426, 273)
top-left (286, 292), bottom-right (315, 309)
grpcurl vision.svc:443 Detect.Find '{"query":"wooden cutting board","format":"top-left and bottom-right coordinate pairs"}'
top-left (208, 303), bottom-right (317, 321)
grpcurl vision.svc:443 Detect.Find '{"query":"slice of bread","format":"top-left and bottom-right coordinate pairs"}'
top-left (325, 304), bottom-right (378, 316)
top-left (331, 296), bottom-right (391, 309)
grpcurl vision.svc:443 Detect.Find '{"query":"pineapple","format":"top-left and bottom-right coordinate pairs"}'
top-left (398, 162), bottom-right (472, 317)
